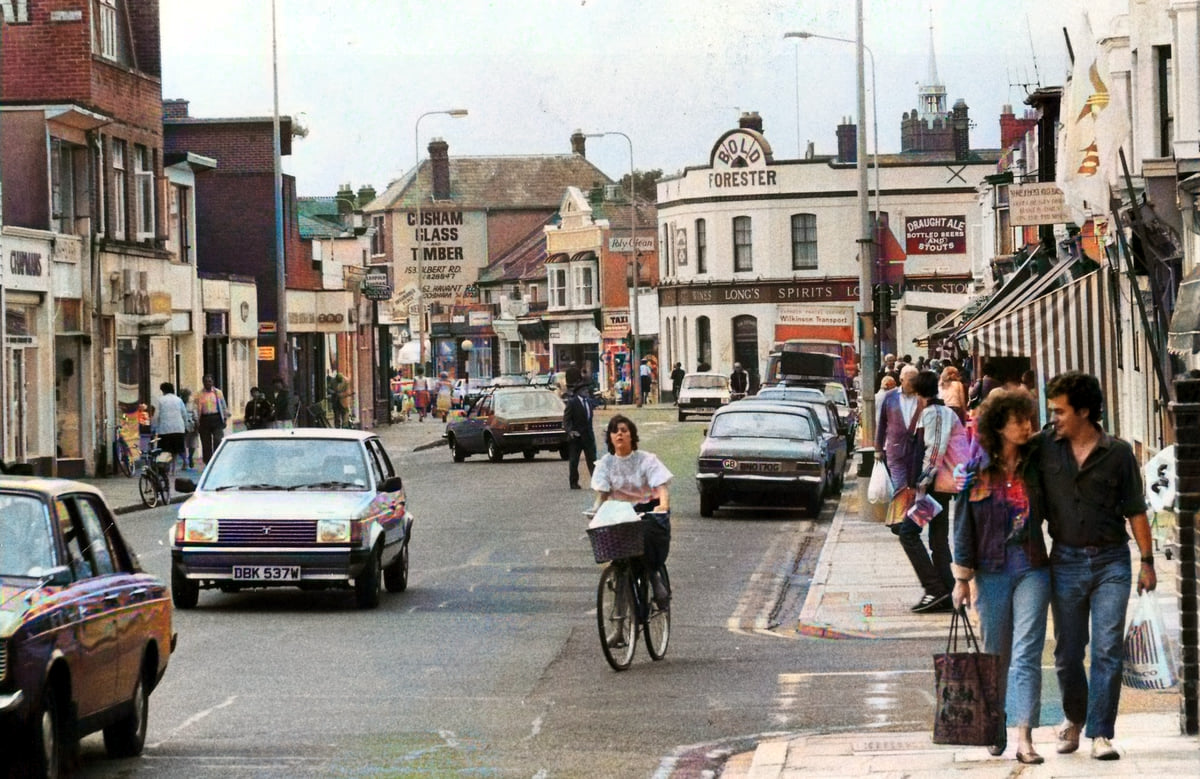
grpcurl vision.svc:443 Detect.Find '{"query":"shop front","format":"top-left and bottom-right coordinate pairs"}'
top-left (286, 289), bottom-right (354, 425)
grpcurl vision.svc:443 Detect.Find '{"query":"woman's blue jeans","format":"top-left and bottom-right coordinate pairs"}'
top-left (1049, 544), bottom-right (1131, 739)
top-left (975, 545), bottom-right (1050, 729)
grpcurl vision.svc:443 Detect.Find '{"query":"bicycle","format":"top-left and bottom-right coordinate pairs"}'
top-left (112, 420), bottom-right (134, 477)
top-left (138, 436), bottom-right (174, 508)
top-left (587, 514), bottom-right (671, 671)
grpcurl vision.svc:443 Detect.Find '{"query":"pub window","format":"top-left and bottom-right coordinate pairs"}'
top-left (695, 218), bottom-right (707, 273)
top-left (733, 216), bottom-right (752, 272)
top-left (661, 224), bottom-right (671, 277)
top-left (111, 140), bottom-right (127, 240)
top-left (371, 214), bottom-right (386, 256)
top-left (548, 266), bottom-right (568, 309)
top-left (134, 145), bottom-right (155, 240)
top-left (696, 316), bottom-right (712, 370)
top-left (791, 213), bottom-right (817, 270)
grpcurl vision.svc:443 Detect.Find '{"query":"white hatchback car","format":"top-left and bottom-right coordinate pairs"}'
top-left (171, 429), bottom-right (411, 610)
top-left (676, 372), bottom-right (732, 421)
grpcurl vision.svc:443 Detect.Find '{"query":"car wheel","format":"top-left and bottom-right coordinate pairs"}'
top-left (384, 541), bottom-right (409, 593)
top-left (103, 662), bottom-right (149, 758)
top-left (171, 567), bottom-right (199, 609)
top-left (677, 409), bottom-right (686, 422)
top-left (448, 435), bottom-right (466, 462)
top-left (28, 683), bottom-right (66, 779)
top-left (699, 488), bottom-right (716, 518)
top-left (486, 435), bottom-right (503, 463)
top-left (523, 449), bottom-right (536, 460)
top-left (355, 546), bottom-right (382, 609)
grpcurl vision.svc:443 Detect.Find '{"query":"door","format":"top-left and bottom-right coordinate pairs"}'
top-left (7, 348), bottom-right (27, 461)
top-left (732, 315), bottom-right (759, 392)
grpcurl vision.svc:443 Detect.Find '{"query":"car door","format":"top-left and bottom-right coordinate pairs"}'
top-left (461, 393), bottom-right (492, 451)
top-left (365, 439), bottom-right (404, 556)
top-left (56, 497), bottom-right (123, 718)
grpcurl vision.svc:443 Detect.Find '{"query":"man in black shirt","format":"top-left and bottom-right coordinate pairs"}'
top-left (730, 362), bottom-right (749, 399)
top-left (1037, 372), bottom-right (1155, 761)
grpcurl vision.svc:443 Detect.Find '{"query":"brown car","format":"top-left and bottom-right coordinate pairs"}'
top-left (445, 386), bottom-right (569, 462)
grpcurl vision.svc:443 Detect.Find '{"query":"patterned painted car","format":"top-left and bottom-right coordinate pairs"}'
top-left (0, 478), bottom-right (175, 777)
top-left (171, 429), bottom-right (411, 610)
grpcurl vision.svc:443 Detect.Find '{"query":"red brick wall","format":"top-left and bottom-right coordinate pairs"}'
top-left (486, 210), bottom-right (555, 259)
top-left (164, 122), bottom-right (279, 173)
top-left (0, 111), bottom-right (51, 228)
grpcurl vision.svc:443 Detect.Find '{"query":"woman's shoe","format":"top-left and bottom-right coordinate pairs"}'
top-left (1016, 749), bottom-right (1044, 764)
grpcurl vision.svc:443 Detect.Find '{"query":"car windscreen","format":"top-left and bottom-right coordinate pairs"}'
top-left (494, 392), bottom-right (562, 417)
top-left (824, 382), bottom-right (849, 405)
top-left (710, 411), bottom-right (815, 441)
top-left (0, 493), bottom-right (55, 576)
top-left (684, 375), bottom-right (728, 390)
top-left (201, 438), bottom-right (370, 491)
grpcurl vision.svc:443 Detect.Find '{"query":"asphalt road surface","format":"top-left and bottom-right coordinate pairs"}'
top-left (75, 411), bottom-right (948, 777)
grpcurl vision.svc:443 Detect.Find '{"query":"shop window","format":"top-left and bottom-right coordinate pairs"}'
top-left (695, 218), bottom-right (707, 273)
top-left (791, 213), bottom-right (817, 270)
top-left (135, 145), bottom-right (155, 241)
top-left (733, 216), bottom-right (752, 272)
top-left (112, 140), bottom-right (127, 240)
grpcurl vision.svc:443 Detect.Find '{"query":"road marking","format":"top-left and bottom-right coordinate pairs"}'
top-left (147, 695), bottom-right (237, 749)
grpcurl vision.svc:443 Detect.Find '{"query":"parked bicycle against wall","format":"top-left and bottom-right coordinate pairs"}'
top-left (112, 419), bottom-right (134, 477)
top-left (139, 436), bottom-right (174, 508)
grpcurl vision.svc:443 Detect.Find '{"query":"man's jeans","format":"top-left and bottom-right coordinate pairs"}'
top-left (1050, 544), bottom-right (1131, 739)
top-left (896, 491), bottom-right (953, 597)
top-left (976, 545), bottom-right (1050, 729)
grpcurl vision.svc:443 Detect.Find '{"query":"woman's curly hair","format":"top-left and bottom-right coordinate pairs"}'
top-left (975, 388), bottom-right (1036, 470)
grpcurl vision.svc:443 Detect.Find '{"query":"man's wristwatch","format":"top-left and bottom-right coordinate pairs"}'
top-left (1141, 554), bottom-right (1154, 565)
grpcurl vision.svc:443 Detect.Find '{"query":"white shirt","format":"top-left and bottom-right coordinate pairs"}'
top-left (898, 391), bottom-right (919, 427)
top-left (591, 450), bottom-right (672, 504)
top-left (153, 393), bottom-right (188, 435)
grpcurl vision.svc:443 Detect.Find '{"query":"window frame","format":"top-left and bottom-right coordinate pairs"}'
top-left (111, 139), bottom-right (127, 240)
top-left (695, 218), bottom-right (707, 273)
top-left (371, 214), bottom-right (386, 257)
top-left (96, 0), bottom-right (118, 60)
top-left (733, 215), bottom-right (753, 272)
top-left (572, 264), bottom-right (595, 308)
top-left (548, 266), bottom-right (568, 309)
top-left (134, 145), bottom-right (155, 241)
top-left (790, 213), bottom-right (818, 270)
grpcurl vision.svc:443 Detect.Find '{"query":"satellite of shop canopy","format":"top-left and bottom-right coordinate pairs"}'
top-left (159, 0), bottom-right (1112, 195)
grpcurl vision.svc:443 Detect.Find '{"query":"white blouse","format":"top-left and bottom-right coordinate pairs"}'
top-left (590, 450), bottom-right (673, 504)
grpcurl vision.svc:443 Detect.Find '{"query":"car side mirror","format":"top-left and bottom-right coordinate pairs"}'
top-left (175, 477), bottom-right (196, 494)
top-left (381, 476), bottom-right (404, 493)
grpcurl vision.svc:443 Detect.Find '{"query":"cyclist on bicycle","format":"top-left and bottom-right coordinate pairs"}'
top-left (590, 414), bottom-right (673, 608)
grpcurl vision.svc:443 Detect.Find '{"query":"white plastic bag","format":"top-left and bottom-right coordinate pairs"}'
top-left (587, 500), bottom-right (639, 529)
top-left (867, 459), bottom-right (894, 505)
top-left (1122, 592), bottom-right (1178, 690)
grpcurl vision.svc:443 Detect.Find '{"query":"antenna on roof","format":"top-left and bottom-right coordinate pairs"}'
top-left (1026, 14), bottom-right (1042, 86)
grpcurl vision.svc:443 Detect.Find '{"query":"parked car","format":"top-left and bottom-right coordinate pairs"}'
top-left (172, 429), bottom-right (412, 610)
top-left (676, 372), bottom-right (732, 421)
top-left (0, 478), bottom-right (175, 775)
top-left (445, 386), bottom-right (569, 462)
top-left (754, 387), bottom-right (849, 492)
top-left (695, 402), bottom-right (828, 517)
top-left (452, 377), bottom-right (489, 408)
top-left (823, 380), bottom-right (859, 443)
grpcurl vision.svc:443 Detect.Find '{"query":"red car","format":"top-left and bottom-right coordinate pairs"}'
top-left (0, 478), bottom-right (175, 777)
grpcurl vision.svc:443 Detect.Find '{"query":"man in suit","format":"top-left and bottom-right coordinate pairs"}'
top-left (876, 365), bottom-right (952, 613)
top-left (562, 367), bottom-right (597, 489)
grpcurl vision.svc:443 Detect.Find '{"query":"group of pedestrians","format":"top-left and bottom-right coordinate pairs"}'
top-left (876, 368), bottom-right (1155, 762)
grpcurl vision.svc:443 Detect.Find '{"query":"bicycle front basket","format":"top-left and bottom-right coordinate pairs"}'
top-left (154, 451), bottom-right (174, 466)
top-left (587, 520), bottom-right (644, 563)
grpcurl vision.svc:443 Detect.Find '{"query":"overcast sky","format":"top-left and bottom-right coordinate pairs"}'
top-left (160, 0), bottom-right (1123, 198)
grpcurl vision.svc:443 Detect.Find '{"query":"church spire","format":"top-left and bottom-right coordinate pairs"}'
top-left (925, 8), bottom-right (939, 86)
top-left (917, 5), bottom-right (947, 122)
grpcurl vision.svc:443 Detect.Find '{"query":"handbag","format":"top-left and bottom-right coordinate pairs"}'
top-left (1122, 592), bottom-right (1178, 690)
top-left (932, 607), bottom-right (1003, 746)
top-left (867, 459), bottom-right (894, 504)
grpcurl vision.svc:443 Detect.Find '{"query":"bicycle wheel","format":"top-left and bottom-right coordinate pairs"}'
top-left (157, 468), bottom-right (171, 506)
top-left (138, 472), bottom-right (160, 508)
top-left (643, 566), bottom-right (671, 661)
top-left (597, 564), bottom-right (636, 671)
top-left (116, 440), bottom-right (133, 477)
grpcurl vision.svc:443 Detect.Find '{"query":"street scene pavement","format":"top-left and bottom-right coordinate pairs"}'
top-left (76, 406), bottom-right (1199, 777)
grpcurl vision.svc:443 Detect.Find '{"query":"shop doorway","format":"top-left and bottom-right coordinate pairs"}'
top-left (732, 315), bottom-right (760, 392)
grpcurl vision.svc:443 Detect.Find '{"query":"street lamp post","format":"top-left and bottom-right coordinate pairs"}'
top-left (413, 109), bottom-right (468, 376)
top-left (584, 131), bottom-right (640, 405)
top-left (461, 338), bottom-right (474, 398)
top-left (784, 6), bottom-right (879, 446)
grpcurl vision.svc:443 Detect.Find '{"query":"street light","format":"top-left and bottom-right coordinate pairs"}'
top-left (461, 338), bottom-right (474, 396)
top-left (584, 131), bottom-right (641, 405)
top-left (413, 109), bottom-right (469, 374)
top-left (784, 9), bottom-right (878, 446)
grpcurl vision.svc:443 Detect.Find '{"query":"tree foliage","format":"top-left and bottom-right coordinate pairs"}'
top-left (619, 169), bottom-right (663, 202)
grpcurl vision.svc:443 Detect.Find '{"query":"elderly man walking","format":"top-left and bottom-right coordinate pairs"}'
top-left (1038, 372), bottom-right (1155, 761)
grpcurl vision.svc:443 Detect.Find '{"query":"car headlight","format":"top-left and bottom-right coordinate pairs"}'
top-left (178, 518), bottom-right (218, 543)
top-left (317, 519), bottom-right (351, 544)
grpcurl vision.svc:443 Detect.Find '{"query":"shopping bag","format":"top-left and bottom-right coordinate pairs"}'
top-left (1122, 592), bottom-right (1178, 690)
top-left (932, 607), bottom-right (1003, 746)
top-left (885, 486), bottom-right (916, 527)
top-left (867, 459), bottom-right (894, 504)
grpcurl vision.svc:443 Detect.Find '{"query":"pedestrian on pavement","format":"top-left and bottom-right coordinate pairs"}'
top-left (730, 362), bottom-right (749, 400)
top-left (951, 388), bottom-right (1049, 763)
top-left (563, 366), bottom-right (597, 490)
top-left (243, 386), bottom-right (274, 430)
top-left (195, 374), bottom-right (229, 466)
top-left (1038, 371), bottom-right (1155, 761)
top-left (178, 387), bottom-right (198, 469)
top-left (413, 367), bottom-right (431, 421)
top-left (877, 365), bottom-right (951, 612)
top-left (150, 382), bottom-right (188, 470)
top-left (670, 362), bottom-right (685, 405)
top-left (638, 358), bottom-right (652, 405)
top-left (435, 371), bottom-right (453, 420)
top-left (939, 365), bottom-right (968, 423)
top-left (328, 370), bottom-right (350, 428)
top-left (590, 414), bottom-right (673, 608)
top-left (874, 374), bottom-right (897, 427)
top-left (268, 376), bottom-right (292, 429)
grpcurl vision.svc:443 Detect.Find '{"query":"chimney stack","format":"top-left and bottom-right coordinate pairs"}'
top-left (429, 138), bottom-right (450, 200)
top-left (738, 111), bottom-right (764, 133)
top-left (336, 183), bottom-right (355, 216)
top-left (836, 117), bottom-right (857, 163)
top-left (571, 130), bottom-right (586, 157)
top-left (163, 99), bottom-right (189, 120)
top-left (952, 99), bottom-right (970, 162)
top-left (356, 184), bottom-right (376, 208)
